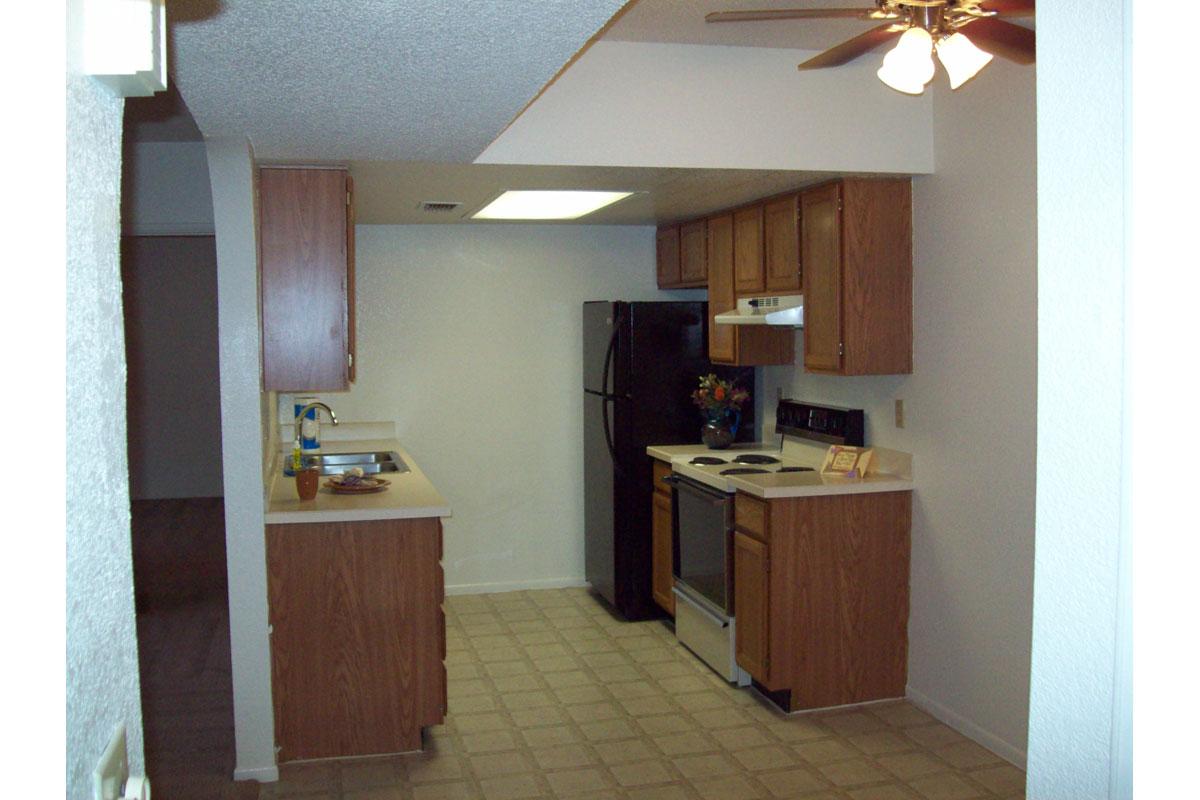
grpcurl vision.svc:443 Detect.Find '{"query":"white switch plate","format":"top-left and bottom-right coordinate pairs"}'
top-left (93, 724), bottom-right (128, 800)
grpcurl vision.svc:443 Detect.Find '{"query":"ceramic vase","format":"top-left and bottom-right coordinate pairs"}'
top-left (701, 408), bottom-right (740, 449)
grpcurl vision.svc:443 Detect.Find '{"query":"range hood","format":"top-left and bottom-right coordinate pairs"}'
top-left (713, 294), bottom-right (803, 327)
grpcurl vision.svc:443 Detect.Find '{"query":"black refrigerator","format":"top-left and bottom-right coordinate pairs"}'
top-left (583, 301), bottom-right (755, 621)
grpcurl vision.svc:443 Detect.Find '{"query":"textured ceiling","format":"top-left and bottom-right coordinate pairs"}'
top-left (348, 162), bottom-right (839, 225)
top-left (169, 0), bottom-right (629, 161)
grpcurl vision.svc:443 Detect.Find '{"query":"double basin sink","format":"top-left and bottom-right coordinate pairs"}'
top-left (289, 451), bottom-right (410, 477)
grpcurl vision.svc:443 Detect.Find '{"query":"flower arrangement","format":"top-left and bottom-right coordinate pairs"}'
top-left (691, 373), bottom-right (750, 417)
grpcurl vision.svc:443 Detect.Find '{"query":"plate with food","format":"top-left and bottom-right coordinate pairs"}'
top-left (324, 469), bottom-right (391, 494)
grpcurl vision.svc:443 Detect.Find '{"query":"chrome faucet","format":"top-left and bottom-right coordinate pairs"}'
top-left (294, 401), bottom-right (338, 430)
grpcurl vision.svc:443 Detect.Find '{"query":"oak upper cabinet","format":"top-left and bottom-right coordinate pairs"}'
top-left (801, 178), bottom-right (912, 375)
top-left (709, 213), bottom-right (794, 367)
top-left (733, 491), bottom-right (912, 711)
top-left (763, 194), bottom-right (802, 292)
top-left (707, 214), bottom-right (737, 364)
top-left (733, 205), bottom-right (765, 294)
top-left (656, 225), bottom-right (681, 288)
top-left (679, 220), bottom-right (708, 286)
top-left (650, 459), bottom-right (675, 616)
top-left (260, 167), bottom-right (356, 391)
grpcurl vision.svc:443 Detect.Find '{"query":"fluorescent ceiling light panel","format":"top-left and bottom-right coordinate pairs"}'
top-left (472, 190), bottom-right (634, 220)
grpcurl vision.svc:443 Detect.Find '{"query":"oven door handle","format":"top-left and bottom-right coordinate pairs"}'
top-left (666, 473), bottom-right (731, 502)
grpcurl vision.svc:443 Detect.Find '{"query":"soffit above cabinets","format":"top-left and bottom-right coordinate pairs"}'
top-left (348, 162), bottom-right (840, 226)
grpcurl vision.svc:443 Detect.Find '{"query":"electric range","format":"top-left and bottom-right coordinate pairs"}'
top-left (664, 400), bottom-right (866, 685)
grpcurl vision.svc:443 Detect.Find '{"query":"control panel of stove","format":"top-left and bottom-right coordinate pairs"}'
top-left (776, 399), bottom-right (865, 447)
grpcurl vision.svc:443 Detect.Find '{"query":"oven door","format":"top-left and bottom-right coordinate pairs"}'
top-left (668, 473), bottom-right (734, 617)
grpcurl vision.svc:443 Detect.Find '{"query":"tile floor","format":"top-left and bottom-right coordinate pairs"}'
top-left (260, 588), bottom-right (1025, 800)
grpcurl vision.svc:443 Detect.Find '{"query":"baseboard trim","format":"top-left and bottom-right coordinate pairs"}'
top-left (445, 577), bottom-right (589, 596)
top-left (906, 685), bottom-right (1027, 769)
top-left (233, 765), bottom-right (279, 783)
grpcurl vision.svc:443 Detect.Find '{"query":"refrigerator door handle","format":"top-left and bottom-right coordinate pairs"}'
top-left (600, 306), bottom-right (620, 399)
top-left (601, 394), bottom-right (624, 475)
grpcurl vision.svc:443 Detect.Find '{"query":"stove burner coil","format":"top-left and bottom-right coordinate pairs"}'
top-left (689, 456), bottom-right (729, 465)
top-left (777, 466), bottom-right (815, 473)
top-left (720, 467), bottom-right (770, 475)
top-left (732, 454), bottom-right (781, 465)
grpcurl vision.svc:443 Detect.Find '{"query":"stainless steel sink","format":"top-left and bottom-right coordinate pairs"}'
top-left (317, 452), bottom-right (398, 465)
top-left (286, 450), bottom-right (410, 476)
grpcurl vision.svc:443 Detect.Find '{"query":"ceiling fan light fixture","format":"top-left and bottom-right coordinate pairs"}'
top-left (936, 31), bottom-right (994, 89)
top-left (877, 26), bottom-right (935, 95)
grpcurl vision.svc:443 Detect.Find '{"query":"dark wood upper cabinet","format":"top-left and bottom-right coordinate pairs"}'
top-left (655, 225), bottom-right (681, 288)
top-left (657, 221), bottom-right (706, 289)
top-left (679, 220), bottom-right (708, 285)
top-left (706, 213), bottom-right (736, 364)
top-left (801, 178), bottom-right (913, 375)
top-left (708, 212), bottom-right (794, 367)
top-left (733, 205), bottom-right (765, 295)
top-left (764, 194), bottom-right (801, 292)
top-left (800, 183), bottom-right (843, 373)
top-left (259, 167), bottom-right (355, 391)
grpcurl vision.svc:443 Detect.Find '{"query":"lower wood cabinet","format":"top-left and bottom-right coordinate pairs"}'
top-left (650, 459), bottom-right (675, 616)
top-left (266, 517), bottom-right (446, 761)
top-left (733, 491), bottom-right (911, 711)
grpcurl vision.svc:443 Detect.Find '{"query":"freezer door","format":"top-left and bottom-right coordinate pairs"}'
top-left (583, 301), bottom-right (623, 396)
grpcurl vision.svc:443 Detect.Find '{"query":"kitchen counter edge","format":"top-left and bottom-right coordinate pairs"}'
top-left (645, 444), bottom-right (915, 499)
top-left (266, 438), bottom-right (452, 524)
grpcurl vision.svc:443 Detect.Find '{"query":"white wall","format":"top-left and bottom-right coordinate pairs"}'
top-left (759, 57), bottom-right (1037, 766)
top-left (65, 63), bottom-right (145, 800)
top-left (206, 138), bottom-right (278, 782)
top-left (1026, 1), bottom-right (1128, 796)
top-left (307, 225), bottom-right (700, 593)
top-left (121, 141), bottom-right (214, 235)
top-left (478, 40), bottom-right (933, 174)
top-left (123, 236), bottom-right (223, 498)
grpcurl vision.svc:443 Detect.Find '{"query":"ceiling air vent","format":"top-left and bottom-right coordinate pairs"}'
top-left (419, 201), bottom-right (462, 213)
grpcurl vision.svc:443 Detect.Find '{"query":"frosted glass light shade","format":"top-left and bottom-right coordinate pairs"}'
top-left (936, 32), bottom-right (994, 89)
top-left (877, 27), bottom-right (935, 95)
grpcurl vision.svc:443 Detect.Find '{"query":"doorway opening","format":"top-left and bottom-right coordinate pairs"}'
top-left (121, 87), bottom-right (251, 799)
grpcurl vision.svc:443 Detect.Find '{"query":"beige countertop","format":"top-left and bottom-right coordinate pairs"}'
top-left (725, 471), bottom-right (914, 499)
top-left (265, 438), bottom-right (451, 524)
top-left (646, 442), bottom-right (914, 499)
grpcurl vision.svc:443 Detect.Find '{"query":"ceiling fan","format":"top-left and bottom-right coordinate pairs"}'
top-left (705, 1), bottom-right (1035, 94)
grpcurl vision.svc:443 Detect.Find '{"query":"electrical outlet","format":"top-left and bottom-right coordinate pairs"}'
top-left (894, 399), bottom-right (905, 429)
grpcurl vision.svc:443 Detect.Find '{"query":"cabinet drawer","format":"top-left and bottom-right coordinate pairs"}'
top-left (652, 459), bottom-right (673, 495)
top-left (735, 494), bottom-right (769, 541)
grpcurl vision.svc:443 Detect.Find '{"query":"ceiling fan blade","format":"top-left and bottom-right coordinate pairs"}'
top-left (706, 8), bottom-right (878, 23)
top-left (960, 17), bottom-right (1035, 64)
top-left (980, 0), bottom-right (1035, 17)
top-left (797, 23), bottom-right (901, 70)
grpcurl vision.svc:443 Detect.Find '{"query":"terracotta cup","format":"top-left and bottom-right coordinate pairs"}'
top-left (295, 468), bottom-right (319, 501)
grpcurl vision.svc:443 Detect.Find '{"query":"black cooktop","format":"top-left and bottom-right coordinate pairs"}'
top-left (690, 456), bottom-right (728, 465)
top-left (732, 454), bottom-right (781, 465)
top-left (720, 467), bottom-right (770, 475)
